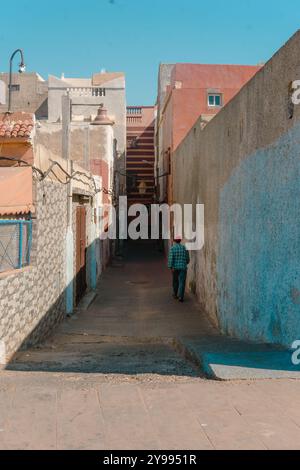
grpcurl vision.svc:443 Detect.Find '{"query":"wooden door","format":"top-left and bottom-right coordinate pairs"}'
top-left (76, 206), bottom-right (87, 304)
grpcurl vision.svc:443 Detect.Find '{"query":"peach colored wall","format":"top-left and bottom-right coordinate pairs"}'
top-left (127, 106), bottom-right (155, 129)
top-left (0, 142), bottom-right (34, 166)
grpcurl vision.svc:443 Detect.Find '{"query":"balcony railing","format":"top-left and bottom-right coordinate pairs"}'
top-left (127, 116), bottom-right (142, 124)
top-left (66, 87), bottom-right (106, 97)
top-left (127, 107), bottom-right (142, 115)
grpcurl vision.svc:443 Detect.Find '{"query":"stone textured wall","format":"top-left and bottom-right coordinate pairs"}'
top-left (173, 30), bottom-right (300, 347)
top-left (0, 180), bottom-right (67, 363)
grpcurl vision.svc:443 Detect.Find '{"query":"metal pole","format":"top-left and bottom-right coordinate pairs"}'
top-left (155, 164), bottom-right (159, 202)
top-left (26, 221), bottom-right (32, 265)
top-left (18, 221), bottom-right (23, 269)
top-left (62, 94), bottom-right (75, 315)
top-left (62, 94), bottom-right (72, 227)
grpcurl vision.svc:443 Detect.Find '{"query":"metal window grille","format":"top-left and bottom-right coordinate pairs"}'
top-left (8, 84), bottom-right (20, 91)
top-left (0, 220), bottom-right (32, 273)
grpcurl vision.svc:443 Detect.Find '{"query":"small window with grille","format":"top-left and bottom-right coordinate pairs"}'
top-left (8, 84), bottom-right (20, 92)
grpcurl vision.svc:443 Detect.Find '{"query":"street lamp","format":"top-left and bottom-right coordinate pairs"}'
top-left (8, 49), bottom-right (26, 113)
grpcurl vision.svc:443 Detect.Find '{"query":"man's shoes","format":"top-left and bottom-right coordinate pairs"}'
top-left (173, 294), bottom-right (179, 299)
top-left (178, 298), bottom-right (184, 303)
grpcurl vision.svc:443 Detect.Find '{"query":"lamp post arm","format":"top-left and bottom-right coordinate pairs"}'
top-left (8, 49), bottom-right (25, 113)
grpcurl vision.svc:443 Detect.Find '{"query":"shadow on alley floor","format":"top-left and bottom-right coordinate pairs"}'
top-left (7, 240), bottom-right (215, 378)
top-left (7, 240), bottom-right (300, 380)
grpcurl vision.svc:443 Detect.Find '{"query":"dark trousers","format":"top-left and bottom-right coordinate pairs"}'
top-left (172, 269), bottom-right (187, 300)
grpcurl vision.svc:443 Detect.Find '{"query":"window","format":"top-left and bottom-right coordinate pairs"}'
top-left (92, 87), bottom-right (105, 97)
top-left (208, 93), bottom-right (222, 107)
top-left (0, 219), bottom-right (32, 273)
top-left (8, 84), bottom-right (20, 92)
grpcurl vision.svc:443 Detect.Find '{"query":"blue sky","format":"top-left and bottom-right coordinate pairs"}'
top-left (0, 0), bottom-right (299, 105)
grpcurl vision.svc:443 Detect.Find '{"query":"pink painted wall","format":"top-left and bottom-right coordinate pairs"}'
top-left (169, 64), bottom-right (262, 151)
top-left (159, 63), bottom-right (262, 204)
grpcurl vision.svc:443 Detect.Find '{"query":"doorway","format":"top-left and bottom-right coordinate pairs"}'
top-left (75, 206), bottom-right (87, 304)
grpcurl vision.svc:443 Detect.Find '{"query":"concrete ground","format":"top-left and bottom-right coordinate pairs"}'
top-left (1, 241), bottom-right (300, 449)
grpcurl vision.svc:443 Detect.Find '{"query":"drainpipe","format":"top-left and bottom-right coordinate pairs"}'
top-left (62, 94), bottom-right (74, 315)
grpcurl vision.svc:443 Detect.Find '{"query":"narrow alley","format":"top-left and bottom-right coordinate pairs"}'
top-left (7, 240), bottom-right (215, 377)
top-left (1, 5), bottom-right (300, 454)
top-left (1, 242), bottom-right (300, 450)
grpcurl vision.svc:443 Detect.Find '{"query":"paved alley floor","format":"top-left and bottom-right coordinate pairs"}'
top-left (1, 372), bottom-right (300, 449)
top-left (8, 240), bottom-right (216, 377)
top-left (1, 241), bottom-right (300, 449)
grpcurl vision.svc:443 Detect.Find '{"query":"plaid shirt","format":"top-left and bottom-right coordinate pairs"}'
top-left (168, 243), bottom-right (190, 270)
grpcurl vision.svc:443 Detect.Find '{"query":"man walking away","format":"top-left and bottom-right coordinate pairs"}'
top-left (168, 237), bottom-right (190, 302)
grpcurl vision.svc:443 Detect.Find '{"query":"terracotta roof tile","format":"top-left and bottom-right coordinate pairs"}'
top-left (0, 112), bottom-right (35, 139)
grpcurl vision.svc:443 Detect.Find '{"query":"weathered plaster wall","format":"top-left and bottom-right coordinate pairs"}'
top-left (47, 74), bottom-right (126, 158)
top-left (156, 64), bottom-right (175, 203)
top-left (0, 73), bottom-right (48, 118)
top-left (218, 122), bottom-right (300, 344)
top-left (35, 119), bottom-right (112, 285)
top-left (173, 30), bottom-right (300, 347)
top-left (89, 125), bottom-right (114, 190)
top-left (36, 122), bottom-right (115, 198)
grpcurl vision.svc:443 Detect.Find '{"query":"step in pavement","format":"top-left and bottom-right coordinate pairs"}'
top-left (180, 336), bottom-right (300, 380)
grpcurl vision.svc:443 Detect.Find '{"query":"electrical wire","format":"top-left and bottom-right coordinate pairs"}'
top-left (0, 156), bottom-right (114, 196)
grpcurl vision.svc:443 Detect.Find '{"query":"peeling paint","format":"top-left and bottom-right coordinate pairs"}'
top-left (217, 121), bottom-right (300, 347)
